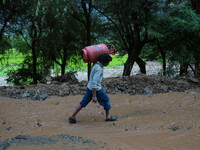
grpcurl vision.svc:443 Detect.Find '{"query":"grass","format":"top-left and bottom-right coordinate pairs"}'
top-left (65, 54), bottom-right (127, 72)
top-left (0, 49), bottom-right (25, 76)
top-left (0, 51), bottom-right (128, 77)
top-left (109, 54), bottom-right (127, 68)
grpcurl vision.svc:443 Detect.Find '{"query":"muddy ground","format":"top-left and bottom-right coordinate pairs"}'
top-left (0, 88), bottom-right (200, 150)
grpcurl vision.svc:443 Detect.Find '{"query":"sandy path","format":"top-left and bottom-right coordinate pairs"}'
top-left (0, 89), bottom-right (200, 150)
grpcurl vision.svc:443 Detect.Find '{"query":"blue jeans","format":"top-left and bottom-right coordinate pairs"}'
top-left (80, 88), bottom-right (111, 110)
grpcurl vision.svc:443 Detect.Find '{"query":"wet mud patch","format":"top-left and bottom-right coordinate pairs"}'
top-left (0, 134), bottom-right (108, 150)
top-left (124, 108), bottom-right (162, 118)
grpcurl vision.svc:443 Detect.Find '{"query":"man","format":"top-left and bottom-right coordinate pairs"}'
top-left (68, 53), bottom-right (117, 123)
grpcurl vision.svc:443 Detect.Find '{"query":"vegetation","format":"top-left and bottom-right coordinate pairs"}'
top-left (0, 0), bottom-right (200, 85)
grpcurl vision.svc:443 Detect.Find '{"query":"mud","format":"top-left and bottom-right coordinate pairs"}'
top-left (0, 89), bottom-right (200, 150)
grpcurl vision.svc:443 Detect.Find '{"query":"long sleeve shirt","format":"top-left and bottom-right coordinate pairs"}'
top-left (87, 61), bottom-right (104, 91)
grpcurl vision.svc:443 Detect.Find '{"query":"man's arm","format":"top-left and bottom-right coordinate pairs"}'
top-left (91, 65), bottom-right (102, 103)
top-left (92, 88), bottom-right (97, 103)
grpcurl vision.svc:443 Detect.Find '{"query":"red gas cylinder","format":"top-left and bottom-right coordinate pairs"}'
top-left (82, 44), bottom-right (115, 63)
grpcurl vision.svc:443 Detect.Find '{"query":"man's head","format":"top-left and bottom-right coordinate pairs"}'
top-left (98, 53), bottom-right (112, 66)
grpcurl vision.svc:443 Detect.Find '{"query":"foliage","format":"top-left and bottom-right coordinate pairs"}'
top-left (0, 37), bottom-right (12, 61)
top-left (140, 0), bottom-right (200, 77)
top-left (6, 57), bottom-right (42, 85)
top-left (1, 0), bottom-right (200, 86)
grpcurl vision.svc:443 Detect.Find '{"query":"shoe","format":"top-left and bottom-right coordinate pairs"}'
top-left (106, 116), bottom-right (118, 122)
top-left (68, 117), bottom-right (76, 123)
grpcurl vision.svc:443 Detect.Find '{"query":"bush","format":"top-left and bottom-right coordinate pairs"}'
top-left (6, 57), bottom-right (42, 85)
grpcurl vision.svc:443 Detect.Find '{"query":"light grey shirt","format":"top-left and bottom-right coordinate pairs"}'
top-left (87, 61), bottom-right (104, 91)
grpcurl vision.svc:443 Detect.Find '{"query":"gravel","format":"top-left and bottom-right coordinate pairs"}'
top-left (0, 134), bottom-right (108, 150)
top-left (76, 61), bottom-right (163, 82)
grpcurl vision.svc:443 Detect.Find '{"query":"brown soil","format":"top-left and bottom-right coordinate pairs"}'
top-left (0, 89), bottom-right (200, 150)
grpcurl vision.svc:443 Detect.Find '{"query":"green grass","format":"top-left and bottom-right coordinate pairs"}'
top-left (0, 52), bottom-right (128, 77)
top-left (0, 49), bottom-right (25, 76)
top-left (64, 54), bottom-right (127, 72)
top-left (108, 54), bottom-right (127, 68)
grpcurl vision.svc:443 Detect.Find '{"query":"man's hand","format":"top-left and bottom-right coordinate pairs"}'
top-left (92, 96), bottom-right (97, 103)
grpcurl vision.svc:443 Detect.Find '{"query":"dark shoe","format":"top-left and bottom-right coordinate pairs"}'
top-left (106, 116), bottom-right (118, 122)
top-left (68, 117), bottom-right (76, 123)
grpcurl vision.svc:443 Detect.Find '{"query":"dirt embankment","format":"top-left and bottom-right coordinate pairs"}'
top-left (0, 75), bottom-right (199, 100)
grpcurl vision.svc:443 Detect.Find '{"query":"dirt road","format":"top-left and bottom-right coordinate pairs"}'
top-left (0, 89), bottom-right (200, 150)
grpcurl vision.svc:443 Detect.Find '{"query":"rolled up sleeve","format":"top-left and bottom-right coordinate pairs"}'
top-left (91, 68), bottom-right (101, 89)
top-left (87, 62), bottom-right (103, 91)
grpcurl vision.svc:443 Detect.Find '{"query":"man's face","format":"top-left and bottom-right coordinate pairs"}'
top-left (102, 62), bottom-right (109, 67)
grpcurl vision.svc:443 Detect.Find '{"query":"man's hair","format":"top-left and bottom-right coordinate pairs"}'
top-left (98, 53), bottom-right (112, 63)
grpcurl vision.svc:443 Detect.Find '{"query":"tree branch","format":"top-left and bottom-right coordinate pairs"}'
top-left (93, 5), bottom-right (128, 49)
top-left (19, 31), bottom-right (32, 49)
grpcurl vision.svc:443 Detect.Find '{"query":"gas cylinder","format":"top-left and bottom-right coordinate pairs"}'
top-left (82, 44), bottom-right (115, 63)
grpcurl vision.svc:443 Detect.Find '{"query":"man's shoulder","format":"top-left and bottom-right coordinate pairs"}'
top-left (93, 62), bottom-right (103, 69)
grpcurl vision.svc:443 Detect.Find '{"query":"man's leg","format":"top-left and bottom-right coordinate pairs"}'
top-left (71, 104), bottom-right (83, 119)
top-left (105, 109), bottom-right (117, 121)
top-left (105, 109), bottom-right (111, 120)
top-left (68, 104), bottom-right (83, 123)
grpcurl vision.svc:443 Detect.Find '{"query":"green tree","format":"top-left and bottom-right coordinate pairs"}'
top-left (17, 1), bottom-right (43, 84)
top-left (4, 0), bottom-right (89, 85)
top-left (163, 1), bottom-right (200, 78)
top-left (0, 0), bottom-right (31, 59)
top-left (43, 0), bottom-right (82, 76)
top-left (95, 0), bottom-right (158, 76)
top-left (69, 0), bottom-right (94, 80)
top-left (190, 0), bottom-right (200, 78)
top-left (141, 0), bottom-right (200, 78)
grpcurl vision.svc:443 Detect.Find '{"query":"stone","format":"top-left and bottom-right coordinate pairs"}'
top-left (162, 86), bottom-right (168, 93)
top-left (21, 91), bottom-right (30, 98)
top-left (0, 74), bottom-right (200, 99)
top-left (187, 78), bottom-right (199, 84)
top-left (186, 91), bottom-right (198, 95)
top-left (39, 94), bottom-right (48, 101)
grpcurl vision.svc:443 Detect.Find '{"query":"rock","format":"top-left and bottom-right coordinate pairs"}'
top-left (0, 75), bottom-right (199, 99)
top-left (143, 87), bottom-right (153, 96)
top-left (1, 120), bottom-right (6, 124)
top-left (7, 127), bottom-right (12, 131)
top-left (32, 92), bottom-right (39, 100)
top-left (118, 86), bottom-right (126, 91)
top-left (59, 90), bottom-right (64, 96)
top-left (39, 94), bottom-right (48, 101)
top-left (186, 91), bottom-right (198, 95)
top-left (52, 81), bottom-right (61, 85)
top-left (0, 86), bottom-right (6, 90)
top-left (15, 135), bottom-right (29, 140)
top-left (161, 86), bottom-right (168, 93)
top-left (169, 126), bottom-right (184, 131)
top-left (21, 91), bottom-right (30, 98)
top-left (187, 78), bottom-right (199, 84)
top-left (51, 72), bottom-right (79, 83)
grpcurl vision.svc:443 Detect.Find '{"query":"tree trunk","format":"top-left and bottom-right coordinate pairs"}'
top-left (32, 43), bottom-right (37, 84)
top-left (61, 64), bottom-right (66, 75)
top-left (180, 62), bottom-right (188, 76)
top-left (194, 51), bottom-right (200, 78)
top-left (190, 0), bottom-right (200, 79)
top-left (157, 42), bottom-right (166, 76)
top-left (88, 63), bottom-right (91, 80)
top-left (87, 24), bottom-right (91, 81)
top-left (160, 50), bottom-right (166, 76)
top-left (123, 42), bottom-right (142, 76)
top-left (61, 48), bottom-right (67, 75)
top-left (123, 54), bottom-right (135, 76)
top-left (81, 0), bottom-right (92, 81)
top-left (136, 57), bottom-right (146, 74)
top-left (191, 0), bottom-right (200, 13)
